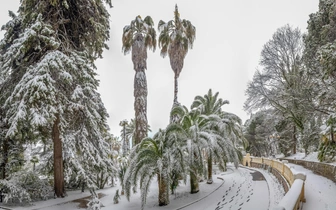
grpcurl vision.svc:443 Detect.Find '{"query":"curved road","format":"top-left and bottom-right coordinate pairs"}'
top-left (181, 167), bottom-right (269, 210)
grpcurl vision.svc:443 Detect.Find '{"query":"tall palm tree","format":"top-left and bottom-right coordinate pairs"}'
top-left (158, 5), bottom-right (196, 107)
top-left (122, 16), bottom-right (156, 145)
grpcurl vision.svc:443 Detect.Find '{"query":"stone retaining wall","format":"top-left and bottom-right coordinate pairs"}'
top-left (280, 158), bottom-right (336, 182)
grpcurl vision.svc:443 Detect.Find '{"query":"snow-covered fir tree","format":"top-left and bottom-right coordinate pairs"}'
top-left (0, 0), bottom-right (115, 197)
top-left (304, 0), bottom-right (336, 161)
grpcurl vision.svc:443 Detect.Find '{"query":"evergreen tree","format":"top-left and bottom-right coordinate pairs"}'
top-left (304, 0), bottom-right (336, 160)
top-left (0, 0), bottom-right (114, 197)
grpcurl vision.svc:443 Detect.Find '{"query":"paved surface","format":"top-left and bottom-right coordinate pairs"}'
top-left (181, 167), bottom-right (269, 210)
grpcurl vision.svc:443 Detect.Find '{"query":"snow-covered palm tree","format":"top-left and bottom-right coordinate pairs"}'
top-left (124, 124), bottom-right (185, 209)
top-left (191, 89), bottom-right (229, 183)
top-left (189, 89), bottom-right (246, 184)
top-left (158, 5), bottom-right (196, 106)
top-left (171, 105), bottom-right (210, 193)
top-left (122, 16), bottom-right (156, 145)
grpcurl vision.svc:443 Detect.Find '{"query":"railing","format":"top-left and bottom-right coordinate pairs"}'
top-left (242, 154), bottom-right (306, 210)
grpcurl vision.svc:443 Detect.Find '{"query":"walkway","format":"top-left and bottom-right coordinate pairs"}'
top-left (180, 167), bottom-right (271, 210)
top-left (288, 163), bottom-right (336, 210)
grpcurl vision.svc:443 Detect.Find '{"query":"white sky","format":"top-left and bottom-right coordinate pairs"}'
top-left (0, 0), bottom-right (319, 136)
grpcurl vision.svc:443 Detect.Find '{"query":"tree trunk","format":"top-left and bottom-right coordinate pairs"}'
top-left (132, 34), bottom-right (148, 145)
top-left (173, 73), bottom-right (178, 104)
top-left (134, 70), bottom-right (148, 145)
top-left (207, 153), bottom-right (213, 184)
top-left (292, 125), bottom-right (297, 154)
top-left (1, 138), bottom-right (9, 179)
top-left (53, 114), bottom-right (65, 197)
top-left (170, 73), bottom-right (181, 123)
top-left (158, 173), bottom-right (169, 206)
top-left (189, 171), bottom-right (199, 194)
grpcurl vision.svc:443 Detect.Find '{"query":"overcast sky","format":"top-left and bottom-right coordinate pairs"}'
top-left (0, 0), bottom-right (319, 136)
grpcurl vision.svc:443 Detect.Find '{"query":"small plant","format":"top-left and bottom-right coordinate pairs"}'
top-left (113, 189), bottom-right (121, 204)
top-left (87, 194), bottom-right (102, 210)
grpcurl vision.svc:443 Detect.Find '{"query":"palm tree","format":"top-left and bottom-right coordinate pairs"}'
top-left (124, 125), bottom-right (185, 209)
top-left (191, 89), bottom-right (228, 184)
top-left (158, 5), bottom-right (196, 107)
top-left (122, 16), bottom-right (156, 145)
top-left (171, 105), bottom-right (209, 194)
top-left (191, 89), bottom-right (245, 184)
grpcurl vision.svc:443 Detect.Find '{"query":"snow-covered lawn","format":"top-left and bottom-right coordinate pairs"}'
top-left (0, 164), bottom-right (285, 210)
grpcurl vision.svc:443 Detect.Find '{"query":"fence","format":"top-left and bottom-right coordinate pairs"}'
top-left (243, 154), bottom-right (306, 210)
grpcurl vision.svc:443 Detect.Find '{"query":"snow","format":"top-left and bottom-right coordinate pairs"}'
top-left (1, 164), bottom-right (284, 210)
top-left (2, 160), bottom-right (336, 210)
top-left (276, 179), bottom-right (304, 210)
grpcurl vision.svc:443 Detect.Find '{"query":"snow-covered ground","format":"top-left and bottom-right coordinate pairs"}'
top-left (0, 164), bottom-right (284, 210)
top-left (285, 152), bottom-right (336, 210)
top-left (2, 160), bottom-right (336, 210)
top-left (286, 152), bottom-right (320, 162)
top-left (288, 163), bottom-right (336, 210)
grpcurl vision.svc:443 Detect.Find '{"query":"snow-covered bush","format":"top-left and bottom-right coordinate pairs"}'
top-left (113, 189), bottom-right (121, 204)
top-left (0, 170), bottom-right (52, 203)
top-left (87, 194), bottom-right (102, 210)
top-left (0, 179), bottom-right (31, 203)
top-left (18, 171), bottom-right (52, 200)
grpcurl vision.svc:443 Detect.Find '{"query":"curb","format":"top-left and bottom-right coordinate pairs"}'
top-left (174, 177), bottom-right (225, 210)
top-left (175, 166), bottom-right (237, 210)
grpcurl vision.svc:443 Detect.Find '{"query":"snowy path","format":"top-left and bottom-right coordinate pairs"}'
top-left (288, 163), bottom-right (336, 210)
top-left (181, 167), bottom-right (269, 210)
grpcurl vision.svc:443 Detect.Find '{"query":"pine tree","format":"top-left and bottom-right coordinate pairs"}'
top-left (0, 0), bottom-right (114, 197)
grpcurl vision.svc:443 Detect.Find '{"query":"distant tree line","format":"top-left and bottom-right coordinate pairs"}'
top-left (244, 0), bottom-right (336, 162)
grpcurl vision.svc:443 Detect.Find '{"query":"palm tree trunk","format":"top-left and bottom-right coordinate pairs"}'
top-left (158, 173), bottom-right (169, 206)
top-left (173, 73), bottom-right (178, 104)
top-left (134, 70), bottom-right (148, 145)
top-left (53, 114), bottom-right (65, 197)
top-left (190, 171), bottom-right (199, 194)
top-left (207, 153), bottom-right (213, 184)
top-left (132, 33), bottom-right (148, 145)
top-left (170, 73), bottom-right (180, 123)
